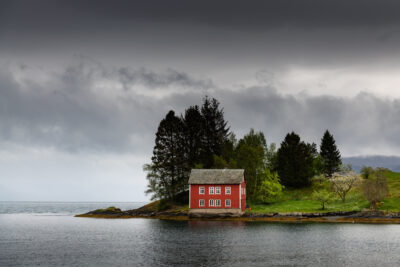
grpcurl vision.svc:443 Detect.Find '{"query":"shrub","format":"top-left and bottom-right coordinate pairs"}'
top-left (254, 169), bottom-right (284, 203)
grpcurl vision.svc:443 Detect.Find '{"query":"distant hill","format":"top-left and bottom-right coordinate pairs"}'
top-left (343, 156), bottom-right (400, 172)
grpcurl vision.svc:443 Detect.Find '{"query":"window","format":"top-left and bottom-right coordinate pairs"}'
top-left (209, 186), bottom-right (214, 195)
top-left (199, 187), bottom-right (205, 195)
top-left (215, 186), bottom-right (221, 194)
top-left (225, 186), bottom-right (231, 195)
top-left (199, 199), bottom-right (205, 207)
top-left (225, 199), bottom-right (231, 207)
top-left (215, 199), bottom-right (221, 206)
top-left (209, 199), bottom-right (214, 207)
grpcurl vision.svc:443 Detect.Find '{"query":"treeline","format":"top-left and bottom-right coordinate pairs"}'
top-left (144, 96), bottom-right (342, 202)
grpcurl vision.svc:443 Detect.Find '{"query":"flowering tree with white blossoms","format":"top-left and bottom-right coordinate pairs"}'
top-left (331, 170), bottom-right (362, 203)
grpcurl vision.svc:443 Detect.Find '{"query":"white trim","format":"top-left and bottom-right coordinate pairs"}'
top-left (225, 186), bottom-right (231, 195)
top-left (199, 186), bottom-right (205, 195)
top-left (189, 185), bottom-right (191, 209)
top-left (209, 199), bottom-right (214, 207)
top-left (215, 186), bottom-right (221, 195)
top-left (215, 199), bottom-right (221, 207)
top-left (209, 186), bottom-right (214, 195)
top-left (199, 199), bottom-right (205, 207)
top-left (225, 199), bottom-right (231, 207)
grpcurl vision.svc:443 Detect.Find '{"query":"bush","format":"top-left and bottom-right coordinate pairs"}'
top-left (254, 169), bottom-right (284, 203)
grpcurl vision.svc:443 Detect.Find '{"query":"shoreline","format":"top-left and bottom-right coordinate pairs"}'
top-left (75, 208), bottom-right (400, 224)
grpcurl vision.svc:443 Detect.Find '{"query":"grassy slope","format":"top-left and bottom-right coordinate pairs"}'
top-left (249, 170), bottom-right (400, 213)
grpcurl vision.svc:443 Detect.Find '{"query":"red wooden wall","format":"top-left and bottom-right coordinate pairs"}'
top-left (190, 183), bottom-right (246, 210)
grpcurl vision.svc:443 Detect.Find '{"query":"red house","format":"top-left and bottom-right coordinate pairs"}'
top-left (188, 169), bottom-right (246, 217)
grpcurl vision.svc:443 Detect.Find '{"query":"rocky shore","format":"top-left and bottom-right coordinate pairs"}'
top-left (75, 206), bottom-right (400, 223)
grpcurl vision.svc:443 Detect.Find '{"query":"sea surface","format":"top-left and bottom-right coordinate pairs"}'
top-left (1, 202), bottom-right (400, 266)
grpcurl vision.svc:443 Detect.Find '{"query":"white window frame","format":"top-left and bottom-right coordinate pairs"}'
top-left (209, 199), bottom-right (214, 207)
top-left (209, 186), bottom-right (214, 195)
top-left (215, 199), bottom-right (221, 207)
top-left (215, 186), bottom-right (221, 195)
top-left (199, 186), bottom-right (205, 195)
top-left (199, 199), bottom-right (205, 207)
top-left (225, 186), bottom-right (231, 195)
top-left (225, 199), bottom-right (231, 207)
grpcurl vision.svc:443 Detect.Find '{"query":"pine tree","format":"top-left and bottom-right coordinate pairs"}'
top-left (145, 110), bottom-right (187, 200)
top-left (320, 130), bottom-right (342, 177)
top-left (182, 105), bottom-right (204, 168)
top-left (277, 132), bottom-right (314, 188)
top-left (200, 96), bottom-right (230, 168)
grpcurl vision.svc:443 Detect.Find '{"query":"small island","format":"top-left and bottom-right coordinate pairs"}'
top-left (77, 97), bottom-right (400, 223)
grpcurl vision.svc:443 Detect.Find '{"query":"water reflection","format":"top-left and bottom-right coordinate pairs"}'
top-left (2, 215), bottom-right (400, 266)
top-left (188, 220), bottom-right (246, 228)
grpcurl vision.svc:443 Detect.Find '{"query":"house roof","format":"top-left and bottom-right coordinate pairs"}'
top-left (188, 169), bottom-right (245, 184)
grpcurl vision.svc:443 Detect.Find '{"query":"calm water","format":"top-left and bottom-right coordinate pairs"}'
top-left (1, 202), bottom-right (400, 266)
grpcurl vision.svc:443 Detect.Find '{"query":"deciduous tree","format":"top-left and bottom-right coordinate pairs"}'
top-left (361, 167), bottom-right (389, 210)
top-left (312, 189), bottom-right (333, 210)
top-left (330, 170), bottom-right (361, 203)
top-left (254, 169), bottom-right (284, 204)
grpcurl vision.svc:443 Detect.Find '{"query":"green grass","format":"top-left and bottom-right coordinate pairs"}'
top-left (248, 170), bottom-right (400, 214)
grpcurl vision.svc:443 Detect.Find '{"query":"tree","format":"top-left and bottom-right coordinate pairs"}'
top-left (320, 130), bottom-right (342, 177)
top-left (276, 132), bottom-right (315, 188)
top-left (182, 105), bottom-right (204, 168)
top-left (360, 166), bottom-right (375, 179)
top-left (212, 154), bottom-right (228, 169)
top-left (265, 142), bottom-right (277, 170)
top-left (254, 169), bottom-right (284, 204)
top-left (312, 189), bottom-right (333, 210)
top-left (200, 96), bottom-right (230, 168)
top-left (144, 110), bottom-right (187, 200)
top-left (236, 129), bottom-right (267, 198)
top-left (361, 167), bottom-right (389, 210)
top-left (330, 170), bottom-right (361, 203)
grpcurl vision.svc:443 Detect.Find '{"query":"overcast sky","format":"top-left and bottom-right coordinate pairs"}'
top-left (2, 0), bottom-right (400, 201)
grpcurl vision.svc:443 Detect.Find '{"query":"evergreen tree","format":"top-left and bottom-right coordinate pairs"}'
top-left (200, 96), bottom-right (230, 167)
top-left (182, 105), bottom-right (204, 168)
top-left (276, 132), bottom-right (314, 188)
top-left (320, 130), bottom-right (342, 177)
top-left (144, 110), bottom-right (187, 200)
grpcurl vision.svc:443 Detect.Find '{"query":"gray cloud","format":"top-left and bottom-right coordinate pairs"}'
top-left (0, 61), bottom-right (210, 154)
top-left (1, 60), bottom-right (400, 157)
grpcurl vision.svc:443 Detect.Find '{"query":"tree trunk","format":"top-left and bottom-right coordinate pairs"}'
top-left (370, 201), bottom-right (376, 210)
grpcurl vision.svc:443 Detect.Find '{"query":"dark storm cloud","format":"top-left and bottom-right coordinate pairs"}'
top-left (3, 0), bottom-right (400, 29)
top-left (2, 0), bottom-right (400, 74)
top-left (1, 61), bottom-right (400, 156)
